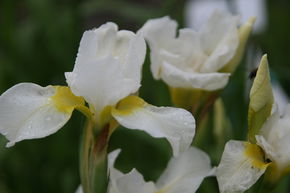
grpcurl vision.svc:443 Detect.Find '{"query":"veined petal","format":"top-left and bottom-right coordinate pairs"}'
top-left (67, 23), bottom-right (146, 120)
top-left (109, 169), bottom-right (156, 193)
top-left (216, 140), bottom-right (268, 193)
top-left (161, 61), bottom-right (230, 91)
top-left (111, 96), bottom-right (195, 156)
top-left (0, 83), bottom-right (84, 147)
top-left (199, 10), bottom-right (240, 73)
top-left (156, 147), bottom-right (214, 193)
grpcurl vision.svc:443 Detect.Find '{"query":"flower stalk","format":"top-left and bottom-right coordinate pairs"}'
top-left (170, 87), bottom-right (219, 129)
top-left (80, 119), bottom-right (109, 193)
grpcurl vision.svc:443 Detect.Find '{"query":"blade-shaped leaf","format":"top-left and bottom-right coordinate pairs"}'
top-left (248, 55), bottom-right (273, 143)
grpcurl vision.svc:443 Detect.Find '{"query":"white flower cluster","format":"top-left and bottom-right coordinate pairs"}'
top-left (3, 9), bottom-right (288, 193)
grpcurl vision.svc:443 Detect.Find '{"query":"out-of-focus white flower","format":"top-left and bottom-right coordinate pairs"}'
top-left (77, 147), bottom-right (215, 193)
top-left (139, 10), bottom-right (255, 91)
top-left (0, 22), bottom-right (196, 156)
top-left (185, 0), bottom-right (267, 34)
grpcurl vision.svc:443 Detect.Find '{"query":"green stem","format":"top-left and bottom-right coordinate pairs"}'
top-left (80, 120), bottom-right (93, 193)
top-left (194, 92), bottom-right (219, 130)
top-left (80, 119), bottom-right (109, 193)
top-left (91, 125), bottom-right (109, 193)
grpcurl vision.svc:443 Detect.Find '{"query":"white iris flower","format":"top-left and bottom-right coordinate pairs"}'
top-left (77, 147), bottom-right (215, 193)
top-left (216, 106), bottom-right (290, 193)
top-left (216, 55), bottom-right (290, 193)
top-left (0, 22), bottom-right (195, 156)
top-left (138, 10), bottom-right (255, 91)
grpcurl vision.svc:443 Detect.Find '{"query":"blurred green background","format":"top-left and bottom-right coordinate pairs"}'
top-left (0, 0), bottom-right (290, 192)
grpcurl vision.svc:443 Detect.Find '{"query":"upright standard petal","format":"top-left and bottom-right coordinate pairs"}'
top-left (138, 16), bottom-right (177, 49)
top-left (66, 22), bottom-right (146, 120)
top-left (199, 10), bottom-right (240, 73)
top-left (111, 96), bottom-right (195, 156)
top-left (216, 140), bottom-right (268, 193)
top-left (156, 147), bottom-right (214, 193)
top-left (137, 16), bottom-right (177, 79)
top-left (0, 83), bottom-right (84, 147)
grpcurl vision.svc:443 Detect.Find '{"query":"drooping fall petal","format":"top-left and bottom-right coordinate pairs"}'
top-left (216, 140), bottom-right (268, 193)
top-left (111, 96), bottom-right (195, 156)
top-left (0, 83), bottom-right (84, 147)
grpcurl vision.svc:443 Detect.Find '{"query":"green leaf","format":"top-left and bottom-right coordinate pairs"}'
top-left (248, 55), bottom-right (274, 143)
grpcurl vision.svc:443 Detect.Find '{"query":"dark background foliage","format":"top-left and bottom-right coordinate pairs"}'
top-left (0, 0), bottom-right (290, 192)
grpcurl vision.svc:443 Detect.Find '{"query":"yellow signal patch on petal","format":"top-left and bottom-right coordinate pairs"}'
top-left (113, 95), bottom-right (147, 115)
top-left (51, 86), bottom-right (85, 114)
top-left (244, 142), bottom-right (269, 170)
top-left (216, 140), bottom-right (268, 193)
